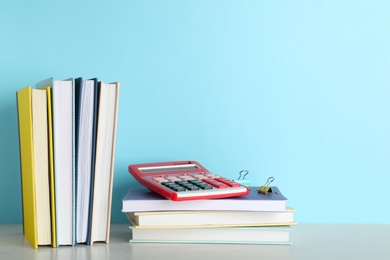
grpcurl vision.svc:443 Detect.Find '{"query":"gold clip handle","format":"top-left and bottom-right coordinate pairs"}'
top-left (258, 176), bottom-right (275, 194)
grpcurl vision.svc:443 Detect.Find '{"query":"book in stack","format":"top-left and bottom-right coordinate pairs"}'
top-left (122, 186), bottom-right (296, 244)
top-left (16, 77), bottom-right (120, 249)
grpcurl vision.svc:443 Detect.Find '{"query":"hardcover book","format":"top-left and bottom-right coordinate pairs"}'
top-left (122, 186), bottom-right (287, 212)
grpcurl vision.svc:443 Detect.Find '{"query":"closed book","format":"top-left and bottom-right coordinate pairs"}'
top-left (86, 78), bottom-right (99, 244)
top-left (126, 207), bottom-right (296, 228)
top-left (122, 186), bottom-right (287, 212)
top-left (129, 225), bottom-right (292, 244)
top-left (16, 86), bottom-right (52, 248)
top-left (88, 81), bottom-right (120, 244)
top-left (36, 78), bottom-right (75, 246)
top-left (43, 86), bottom-right (57, 247)
top-left (74, 77), bottom-right (97, 243)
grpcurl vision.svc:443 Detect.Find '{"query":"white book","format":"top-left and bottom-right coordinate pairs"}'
top-left (89, 81), bottom-right (120, 244)
top-left (36, 78), bottom-right (75, 246)
top-left (126, 207), bottom-right (296, 228)
top-left (129, 225), bottom-right (292, 244)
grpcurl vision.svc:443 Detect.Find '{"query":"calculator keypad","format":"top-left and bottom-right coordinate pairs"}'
top-left (152, 173), bottom-right (240, 192)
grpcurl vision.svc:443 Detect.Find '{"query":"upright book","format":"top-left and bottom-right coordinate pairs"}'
top-left (36, 78), bottom-right (75, 246)
top-left (42, 86), bottom-right (57, 247)
top-left (88, 81), bottom-right (120, 244)
top-left (74, 77), bottom-right (98, 244)
top-left (16, 86), bottom-right (53, 249)
top-left (122, 186), bottom-right (287, 212)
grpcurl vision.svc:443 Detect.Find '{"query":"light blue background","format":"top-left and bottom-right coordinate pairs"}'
top-left (1, 0), bottom-right (389, 224)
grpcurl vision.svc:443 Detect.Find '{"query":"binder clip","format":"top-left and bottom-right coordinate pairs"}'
top-left (257, 176), bottom-right (274, 194)
top-left (233, 170), bottom-right (251, 186)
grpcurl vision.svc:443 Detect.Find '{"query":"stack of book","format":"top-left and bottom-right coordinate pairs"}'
top-left (122, 186), bottom-right (296, 244)
top-left (16, 77), bottom-right (120, 249)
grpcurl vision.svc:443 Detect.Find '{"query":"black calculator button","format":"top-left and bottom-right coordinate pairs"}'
top-left (186, 185), bottom-right (199, 191)
top-left (174, 186), bottom-right (186, 192)
top-left (188, 180), bottom-right (202, 185)
top-left (161, 181), bottom-right (173, 185)
top-left (188, 179), bottom-right (213, 189)
top-left (199, 184), bottom-right (213, 190)
top-left (162, 182), bottom-right (187, 192)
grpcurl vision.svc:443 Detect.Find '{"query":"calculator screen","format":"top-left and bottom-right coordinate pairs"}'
top-left (139, 164), bottom-right (200, 173)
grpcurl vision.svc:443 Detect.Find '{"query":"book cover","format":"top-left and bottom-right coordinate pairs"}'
top-left (16, 86), bottom-right (52, 248)
top-left (74, 77), bottom-right (96, 243)
top-left (122, 186), bottom-right (287, 212)
top-left (89, 82), bottom-right (120, 244)
top-left (86, 78), bottom-right (99, 244)
top-left (17, 87), bottom-right (38, 249)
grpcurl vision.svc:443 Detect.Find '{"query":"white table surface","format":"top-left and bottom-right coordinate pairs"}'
top-left (0, 224), bottom-right (389, 260)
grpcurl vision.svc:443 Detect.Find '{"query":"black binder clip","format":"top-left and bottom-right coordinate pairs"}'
top-left (233, 170), bottom-right (251, 186)
top-left (257, 176), bottom-right (274, 194)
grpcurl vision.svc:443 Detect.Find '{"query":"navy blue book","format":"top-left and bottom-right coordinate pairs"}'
top-left (122, 186), bottom-right (288, 213)
top-left (74, 77), bottom-right (98, 244)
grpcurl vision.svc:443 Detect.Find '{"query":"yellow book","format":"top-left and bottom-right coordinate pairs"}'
top-left (16, 86), bottom-right (53, 248)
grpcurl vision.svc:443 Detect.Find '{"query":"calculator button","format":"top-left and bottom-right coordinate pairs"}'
top-left (161, 182), bottom-right (174, 189)
top-left (152, 177), bottom-right (168, 183)
top-left (197, 183), bottom-right (213, 190)
top-left (167, 176), bottom-right (181, 182)
top-left (187, 179), bottom-right (213, 190)
top-left (214, 177), bottom-right (241, 187)
top-left (212, 182), bottom-right (228, 188)
top-left (205, 173), bottom-right (219, 178)
top-left (162, 182), bottom-right (187, 192)
top-left (178, 175), bottom-right (194, 181)
top-left (186, 186), bottom-right (200, 191)
top-left (171, 186), bottom-right (186, 192)
top-left (181, 182), bottom-right (199, 190)
top-left (201, 179), bottom-right (228, 189)
top-left (193, 174), bottom-right (207, 179)
top-left (188, 179), bottom-right (202, 185)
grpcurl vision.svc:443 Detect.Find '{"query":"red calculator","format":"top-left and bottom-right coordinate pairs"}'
top-left (128, 160), bottom-right (249, 201)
